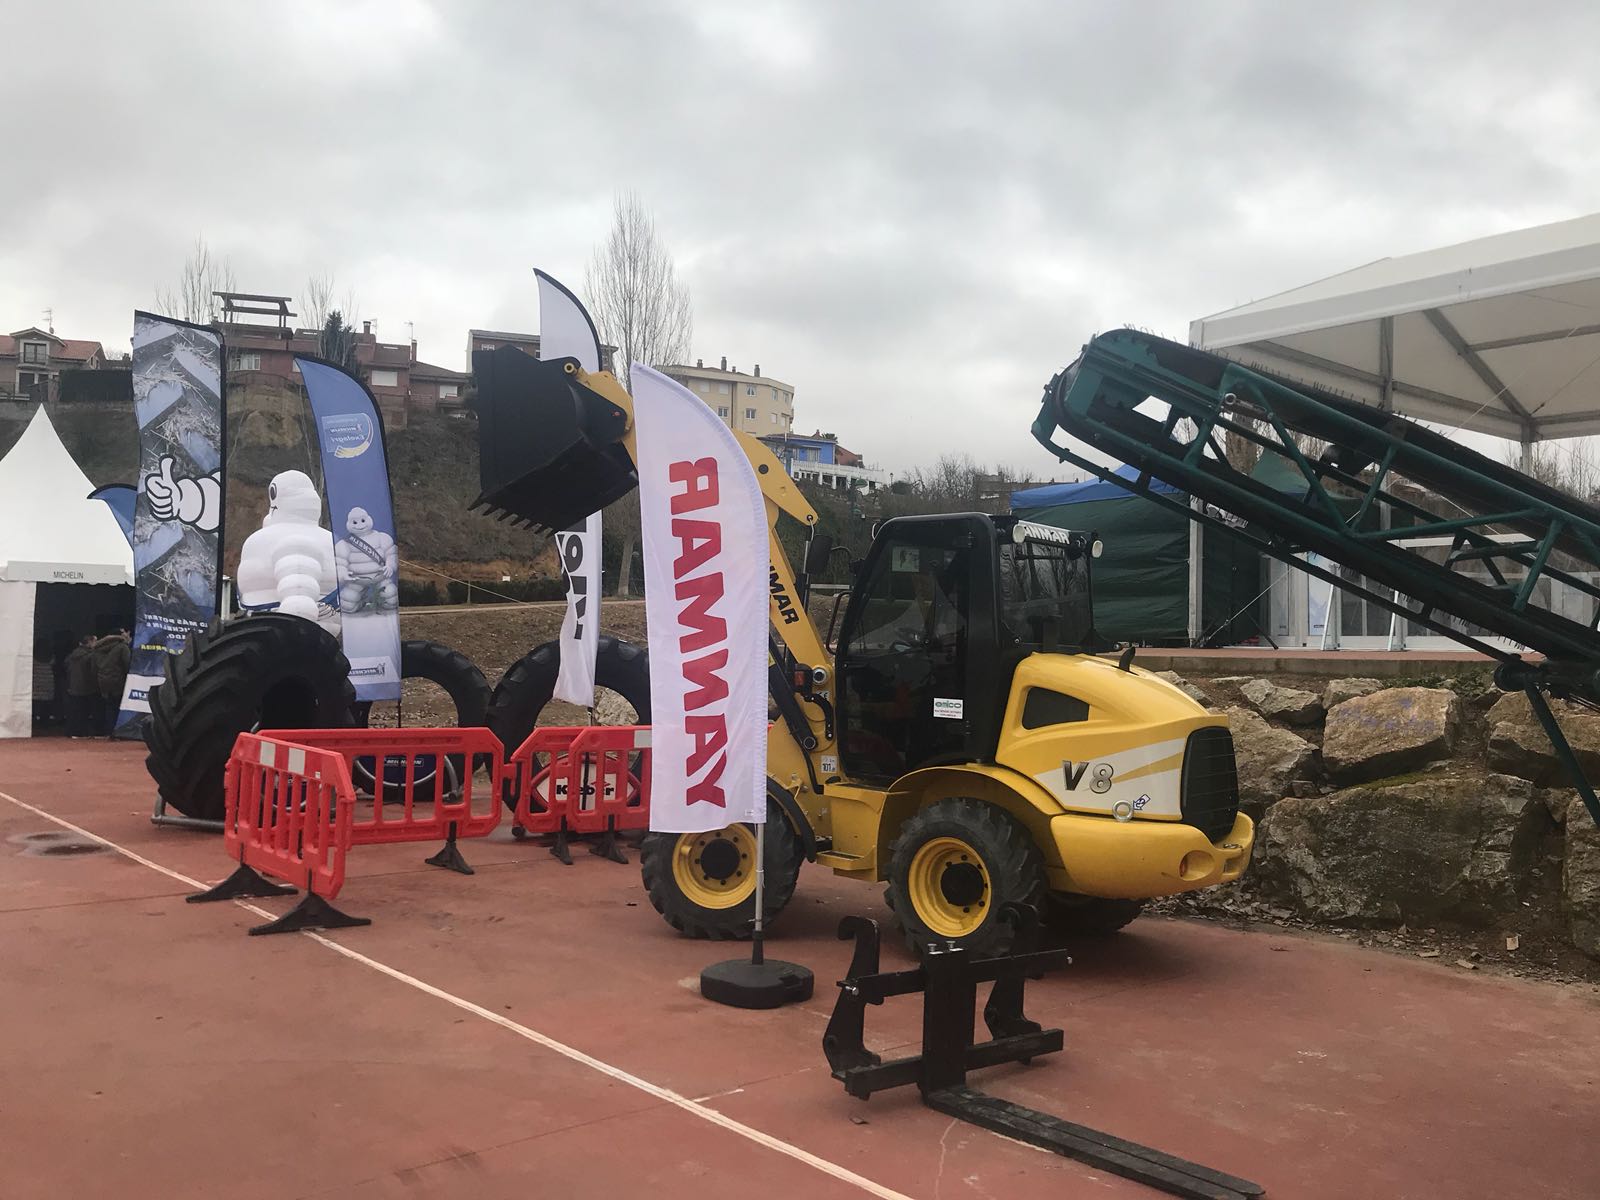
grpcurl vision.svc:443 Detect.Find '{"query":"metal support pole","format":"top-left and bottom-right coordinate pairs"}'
top-left (1187, 497), bottom-right (1204, 644)
top-left (751, 819), bottom-right (766, 966)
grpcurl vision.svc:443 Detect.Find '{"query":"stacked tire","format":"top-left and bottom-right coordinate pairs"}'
top-left (486, 635), bottom-right (651, 757)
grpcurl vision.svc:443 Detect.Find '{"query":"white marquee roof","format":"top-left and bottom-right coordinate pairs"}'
top-left (0, 407), bottom-right (133, 585)
top-left (1190, 212), bottom-right (1600, 442)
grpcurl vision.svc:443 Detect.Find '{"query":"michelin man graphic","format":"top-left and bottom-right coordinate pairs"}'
top-left (335, 506), bottom-right (399, 614)
top-left (236, 470), bottom-right (341, 635)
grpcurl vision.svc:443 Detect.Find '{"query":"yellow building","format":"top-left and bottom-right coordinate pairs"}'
top-left (660, 356), bottom-right (794, 435)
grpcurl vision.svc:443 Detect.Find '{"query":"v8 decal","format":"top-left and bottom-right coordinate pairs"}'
top-left (1062, 760), bottom-right (1115, 794)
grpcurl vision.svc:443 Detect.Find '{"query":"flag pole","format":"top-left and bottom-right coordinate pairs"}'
top-left (751, 820), bottom-right (766, 966)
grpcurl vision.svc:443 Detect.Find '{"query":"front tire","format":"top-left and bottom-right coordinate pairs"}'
top-left (639, 789), bottom-right (803, 940)
top-left (887, 797), bottom-right (1046, 955)
top-left (1045, 897), bottom-right (1144, 937)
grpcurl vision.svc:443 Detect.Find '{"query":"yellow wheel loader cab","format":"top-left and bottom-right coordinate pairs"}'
top-left (466, 330), bottom-right (1253, 954)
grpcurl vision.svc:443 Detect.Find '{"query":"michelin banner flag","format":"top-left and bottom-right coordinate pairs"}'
top-left (536, 268), bottom-right (605, 707)
top-left (633, 363), bottom-right (767, 833)
top-left (118, 312), bottom-right (226, 733)
top-left (298, 358), bottom-right (402, 702)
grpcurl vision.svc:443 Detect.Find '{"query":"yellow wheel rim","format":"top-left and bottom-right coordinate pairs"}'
top-left (907, 836), bottom-right (991, 938)
top-left (671, 824), bottom-right (757, 910)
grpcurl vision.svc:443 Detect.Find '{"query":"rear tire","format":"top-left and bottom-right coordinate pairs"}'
top-left (887, 797), bottom-right (1046, 955)
top-left (639, 789), bottom-right (803, 940)
top-left (144, 613), bottom-right (356, 821)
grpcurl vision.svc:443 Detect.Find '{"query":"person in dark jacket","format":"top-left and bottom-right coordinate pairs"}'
top-left (93, 628), bottom-right (131, 735)
top-left (64, 634), bottom-right (99, 738)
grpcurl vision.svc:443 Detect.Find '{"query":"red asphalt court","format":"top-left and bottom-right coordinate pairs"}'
top-left (2, 738), bottom-right (1597, 1200)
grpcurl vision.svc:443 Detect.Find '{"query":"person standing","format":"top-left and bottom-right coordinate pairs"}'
top-left (65, 634), bottom-right (99, 738)
top-left (94, 627), bottom-right (131, 736)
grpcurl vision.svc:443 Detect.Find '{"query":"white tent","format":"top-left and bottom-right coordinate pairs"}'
top-left (1190, 212), bottom-right (1600, 451)
top-left (0, 407), bottom-right (134, 737)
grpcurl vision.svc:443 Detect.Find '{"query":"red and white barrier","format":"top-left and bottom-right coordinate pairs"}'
top-left (508, 725), bottom-right (652, 863)
top-left (191, 724), bottom-right (652, 933)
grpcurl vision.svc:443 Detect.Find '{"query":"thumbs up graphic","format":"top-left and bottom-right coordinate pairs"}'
top-left (146, 455), bottom-right (178, 520)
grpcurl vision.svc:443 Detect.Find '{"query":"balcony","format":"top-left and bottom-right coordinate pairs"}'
top-left (790, 460), bottom-right (888, 492)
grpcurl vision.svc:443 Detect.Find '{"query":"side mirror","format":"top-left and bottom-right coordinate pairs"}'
top-left (803, 533), bottom-right (835, 577)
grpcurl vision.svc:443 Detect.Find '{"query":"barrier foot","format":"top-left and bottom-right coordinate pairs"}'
top-left (589, 820), bottom-right (628, 865)
top-left (248, 893), bottom-right (371, 937)
top-left (510, 823), bottom-right (529, 841)
top-left (187, 864), bottom-right (296, 904)
top-left (550, 822), bottom-right (574, 866)
top-left (425, 825), bottom-right (475, 876)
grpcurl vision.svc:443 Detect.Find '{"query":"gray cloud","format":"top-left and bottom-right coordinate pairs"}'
top-left (5, 0), bottom-right (1600, 475)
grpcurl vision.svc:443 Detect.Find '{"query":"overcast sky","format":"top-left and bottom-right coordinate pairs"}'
top-left (5, 1), bottom-right (1600, 476)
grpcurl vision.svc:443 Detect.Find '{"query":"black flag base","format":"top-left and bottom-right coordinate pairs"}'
top-left (700, 954), bottom-right (815, 1009)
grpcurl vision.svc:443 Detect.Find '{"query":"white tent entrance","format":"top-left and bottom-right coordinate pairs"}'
top-left (0, 408), bottom-right (134, 737)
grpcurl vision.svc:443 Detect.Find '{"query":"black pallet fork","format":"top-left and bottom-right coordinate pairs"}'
top-left (823, 906), bottom-right (1264, 1200)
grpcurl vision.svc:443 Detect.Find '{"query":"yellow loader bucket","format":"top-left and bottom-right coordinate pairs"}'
top-left (470, 347), bottom-right (637, 534)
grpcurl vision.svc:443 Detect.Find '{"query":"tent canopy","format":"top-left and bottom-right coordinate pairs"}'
top-left (1011, 463), bottom-right (1183, 510)
top-left (1190, 212), bottom-right (1600, 443)
top-left (0, 407), bottom-right (133, 586)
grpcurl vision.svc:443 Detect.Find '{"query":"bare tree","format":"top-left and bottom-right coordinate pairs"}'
top-left (156, 236), bottom-right (235, 324)
top-left (584, 192), bottom-right (693, 389)
top-left (585, 192), bottom-right (693, 594)
top-left (301, 272), bottom-right (360, 335)
top-left (1511, 438), bottom-right (1600, 500)
top-left (911, 453), bottom-right (985, 510)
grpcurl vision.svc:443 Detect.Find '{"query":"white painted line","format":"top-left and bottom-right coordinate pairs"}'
top-left (1, 789), bottom-right (915, 1200)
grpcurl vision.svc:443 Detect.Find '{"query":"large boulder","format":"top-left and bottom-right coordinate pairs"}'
top-left (1323, 677), bottom-right (1383, 711)
top-left (1322, 687), bottom-right (1460, 782)
top-left (1564, 798), bottom-right (1600, 961)
top-left (1224, 706), bottom-right (1316, 814)
top-left (1240, 678), bottom-right (1323, 726)
top-left (1153, 670), bottom-right (1209, 705)
top-left (1252, 773), bottom-right (1551, 926)
top-left (1485, 692), bottom-right (1600, 786)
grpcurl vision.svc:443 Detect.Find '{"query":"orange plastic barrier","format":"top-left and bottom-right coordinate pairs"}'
top-left (259, 726), bottom-right (505, 846)
top-left (186, 731), bottom-right (370, 935)
top-left (508, 724), bottom-right (652, 863)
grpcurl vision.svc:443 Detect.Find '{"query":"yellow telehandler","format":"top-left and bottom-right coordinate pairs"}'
top-left (471, 343), bottom-right (1253, 952)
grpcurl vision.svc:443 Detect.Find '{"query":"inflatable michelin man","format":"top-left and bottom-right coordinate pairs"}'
top-left (336, 506), bottom-right (399, 614)
top-left (237, 470), bottom-right (341, 635)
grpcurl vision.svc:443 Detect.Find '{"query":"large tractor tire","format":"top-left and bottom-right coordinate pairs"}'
top-left (487, 636), bottom-right (650, 791)
top-left (886, 797), bottom-right (1047, 956)
top-left (1044, 897), bottom-right (1144, 937)
top-left (352, 639), bottom-right (490, 804)
top-left (639, 787), bottom-right (804, 940)
top-left (144, 613), bottom-right (357, 822)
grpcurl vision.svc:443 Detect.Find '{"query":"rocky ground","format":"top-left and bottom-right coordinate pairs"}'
top-left (383, 603), bottom-right (1600, 981)
top-left (1149, 669), bottom-right (1600, 983)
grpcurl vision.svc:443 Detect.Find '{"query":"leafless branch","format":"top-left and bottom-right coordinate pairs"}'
top-left (583, 191), bottom-right (693, 389)
top-left (155, 236), bottom-right (235, 324)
